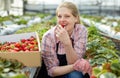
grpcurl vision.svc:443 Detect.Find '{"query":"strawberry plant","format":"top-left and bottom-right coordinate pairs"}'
top-left (0, 57), bottom-right (27, 78)
top-left (85, 25), bottom-right (120, 77)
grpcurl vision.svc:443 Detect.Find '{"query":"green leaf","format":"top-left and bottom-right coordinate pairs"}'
top-left (99, 72), bottom-right (117, 78)
top-left (11, 74), bottom-right (27, 78)
top-left (4, 60), bottom-right (12, 68)
top-left (96, 58), bottom-right (107, 65)
top-left (111, 62), bottom-right (120, 72)
top-left (93, 67), bottom-right (102, 76)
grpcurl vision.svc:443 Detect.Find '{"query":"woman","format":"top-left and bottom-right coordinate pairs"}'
top-left (41, 1), bottom-right (92, 78)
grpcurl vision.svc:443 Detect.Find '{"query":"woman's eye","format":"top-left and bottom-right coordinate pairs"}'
top-left (65, 16), bottom-right (70, 18)
top-left (57, 15), bottom-right (61, 18)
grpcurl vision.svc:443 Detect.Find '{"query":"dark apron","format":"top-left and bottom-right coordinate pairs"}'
top-left (54, 38), bottom-right (75, 78)
top-left (53, 43), bottom-right (67, 78)
top-left (33, 42), bottom-right (67, 78)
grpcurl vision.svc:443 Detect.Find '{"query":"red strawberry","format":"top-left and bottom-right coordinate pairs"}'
top-left (90, 75), bottom-right (96, 78)
top-left (21, 39), bottom-right (26, 43)
top-left (61, 24), bottom-right (65, 28)
top-left (14, 42), bottom-right (21, 48)
top-left (14, 47), bottom-right (20, 51)
top-left (29, 36), bottom-right (35, 41)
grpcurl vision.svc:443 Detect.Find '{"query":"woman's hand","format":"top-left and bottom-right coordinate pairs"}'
top-left (73, 58), bottom-right (92, 76)
top-left (55, 25), bottom-right (71, 46)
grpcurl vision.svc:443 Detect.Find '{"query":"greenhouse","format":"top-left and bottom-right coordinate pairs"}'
top-left (0, 0), bottom-right (120, 78)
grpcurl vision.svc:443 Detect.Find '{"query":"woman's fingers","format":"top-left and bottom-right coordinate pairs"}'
top-left (58, 24), bottom-right (62, 28)
top-left (84, 60), bottom-right (92, 75)
top-left (55, 25), bottom-right (64, 37)
top-left (56, 34), bottom-right (59, 37)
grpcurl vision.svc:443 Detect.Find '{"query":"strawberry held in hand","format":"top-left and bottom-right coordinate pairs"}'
top-left (61, 24), bottom-right (65, 28)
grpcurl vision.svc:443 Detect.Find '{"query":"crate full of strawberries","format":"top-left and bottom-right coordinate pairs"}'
top-left (0, 32), bottom-right (41, 67)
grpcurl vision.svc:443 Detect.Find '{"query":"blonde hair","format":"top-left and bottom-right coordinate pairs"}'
top-left (56, 1), bottom-right (80, 24)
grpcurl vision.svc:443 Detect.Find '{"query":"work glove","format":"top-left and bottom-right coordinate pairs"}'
top-left (73, 58), bottom-right (92, 76)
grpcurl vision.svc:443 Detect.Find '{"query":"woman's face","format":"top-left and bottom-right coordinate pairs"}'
top-left (57, 7), bottom-right (78, 34)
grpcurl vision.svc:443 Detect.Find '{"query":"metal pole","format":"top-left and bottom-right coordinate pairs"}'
top-left (114, 0), bottom-right (116, 18)
top-left (23, 0), bottom-right (27, 15)
top-left (4, 0), bottom-right (11, 15)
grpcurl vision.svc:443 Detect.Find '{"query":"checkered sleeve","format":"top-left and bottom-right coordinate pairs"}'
top-left (41, 33), bottom-right (59, 76)
top-left (74, 26), bottom-right (87, 59)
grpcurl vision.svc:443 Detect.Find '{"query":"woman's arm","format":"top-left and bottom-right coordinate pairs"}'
top-left (55, 26), bottom-right (79, 64)
top-left (64, 41), bottom-right (79, 64)
top-left (55, 25), bottom-right (87, 64)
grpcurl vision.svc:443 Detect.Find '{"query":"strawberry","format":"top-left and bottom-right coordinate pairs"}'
top-left (29, 45), bottom-right (35, 49)
top-left (14, 47), bottom-right (20, 52)
top-left (90, 75), bottom-right (96, 78)
top-left (21, 39), bottom-right (26, 43)
top-left (14, 42), bottom-right (21, 48)
top-left (29, 36), bottom-right (35, 41)
top-left (61, 24), bottom-right (65, 28)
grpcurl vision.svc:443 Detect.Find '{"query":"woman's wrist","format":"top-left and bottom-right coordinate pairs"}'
top-left (70, 64), bottom-right (74, 71)
top-left (63, 39), bottom-right (72, 46)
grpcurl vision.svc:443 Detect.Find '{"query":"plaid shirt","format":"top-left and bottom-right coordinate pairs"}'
top-left (41, 24), bottom-right (87, 76)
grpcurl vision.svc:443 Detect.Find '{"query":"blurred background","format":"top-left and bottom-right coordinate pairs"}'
top-left (0, 0), bottom-right (120, 78)
top-left (0, 0), bottom-right (120, 17)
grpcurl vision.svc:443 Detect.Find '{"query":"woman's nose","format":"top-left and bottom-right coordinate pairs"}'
top-left (60, 17), bottom-right (65, 21)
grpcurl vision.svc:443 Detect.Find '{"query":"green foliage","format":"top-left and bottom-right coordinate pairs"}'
top-left (114, 26), bottom-right (120, 32)
top-left (0, 57), bottom-right (25, 78)
top-left (11, 74), bottom-right (28, 78)
top-left (100, 72), bottom-right (117, 78)
top-left (24, 13), bottom-right (49, 18)
top-left (86, 26), bottom-right (119, 67)
top-left (42, 16), bottom-right (57, 26)
top-left (16, 21), bottom-right (51, 42)
top-left (81, 14), bottom-right (104, 22)
top-left (36, 13), bottom-right (50, 18)
top-left (0, 16), bottom-right (11, 23)
top-left (16, 19), bottom-right (28, 25)
top-left (110, 59), bottom-right (120, 76)
top-left (87, 26), bottom-right (101, 41)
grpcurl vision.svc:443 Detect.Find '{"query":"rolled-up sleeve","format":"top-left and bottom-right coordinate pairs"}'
top-left (41, 33), bottom-right (59, 76)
